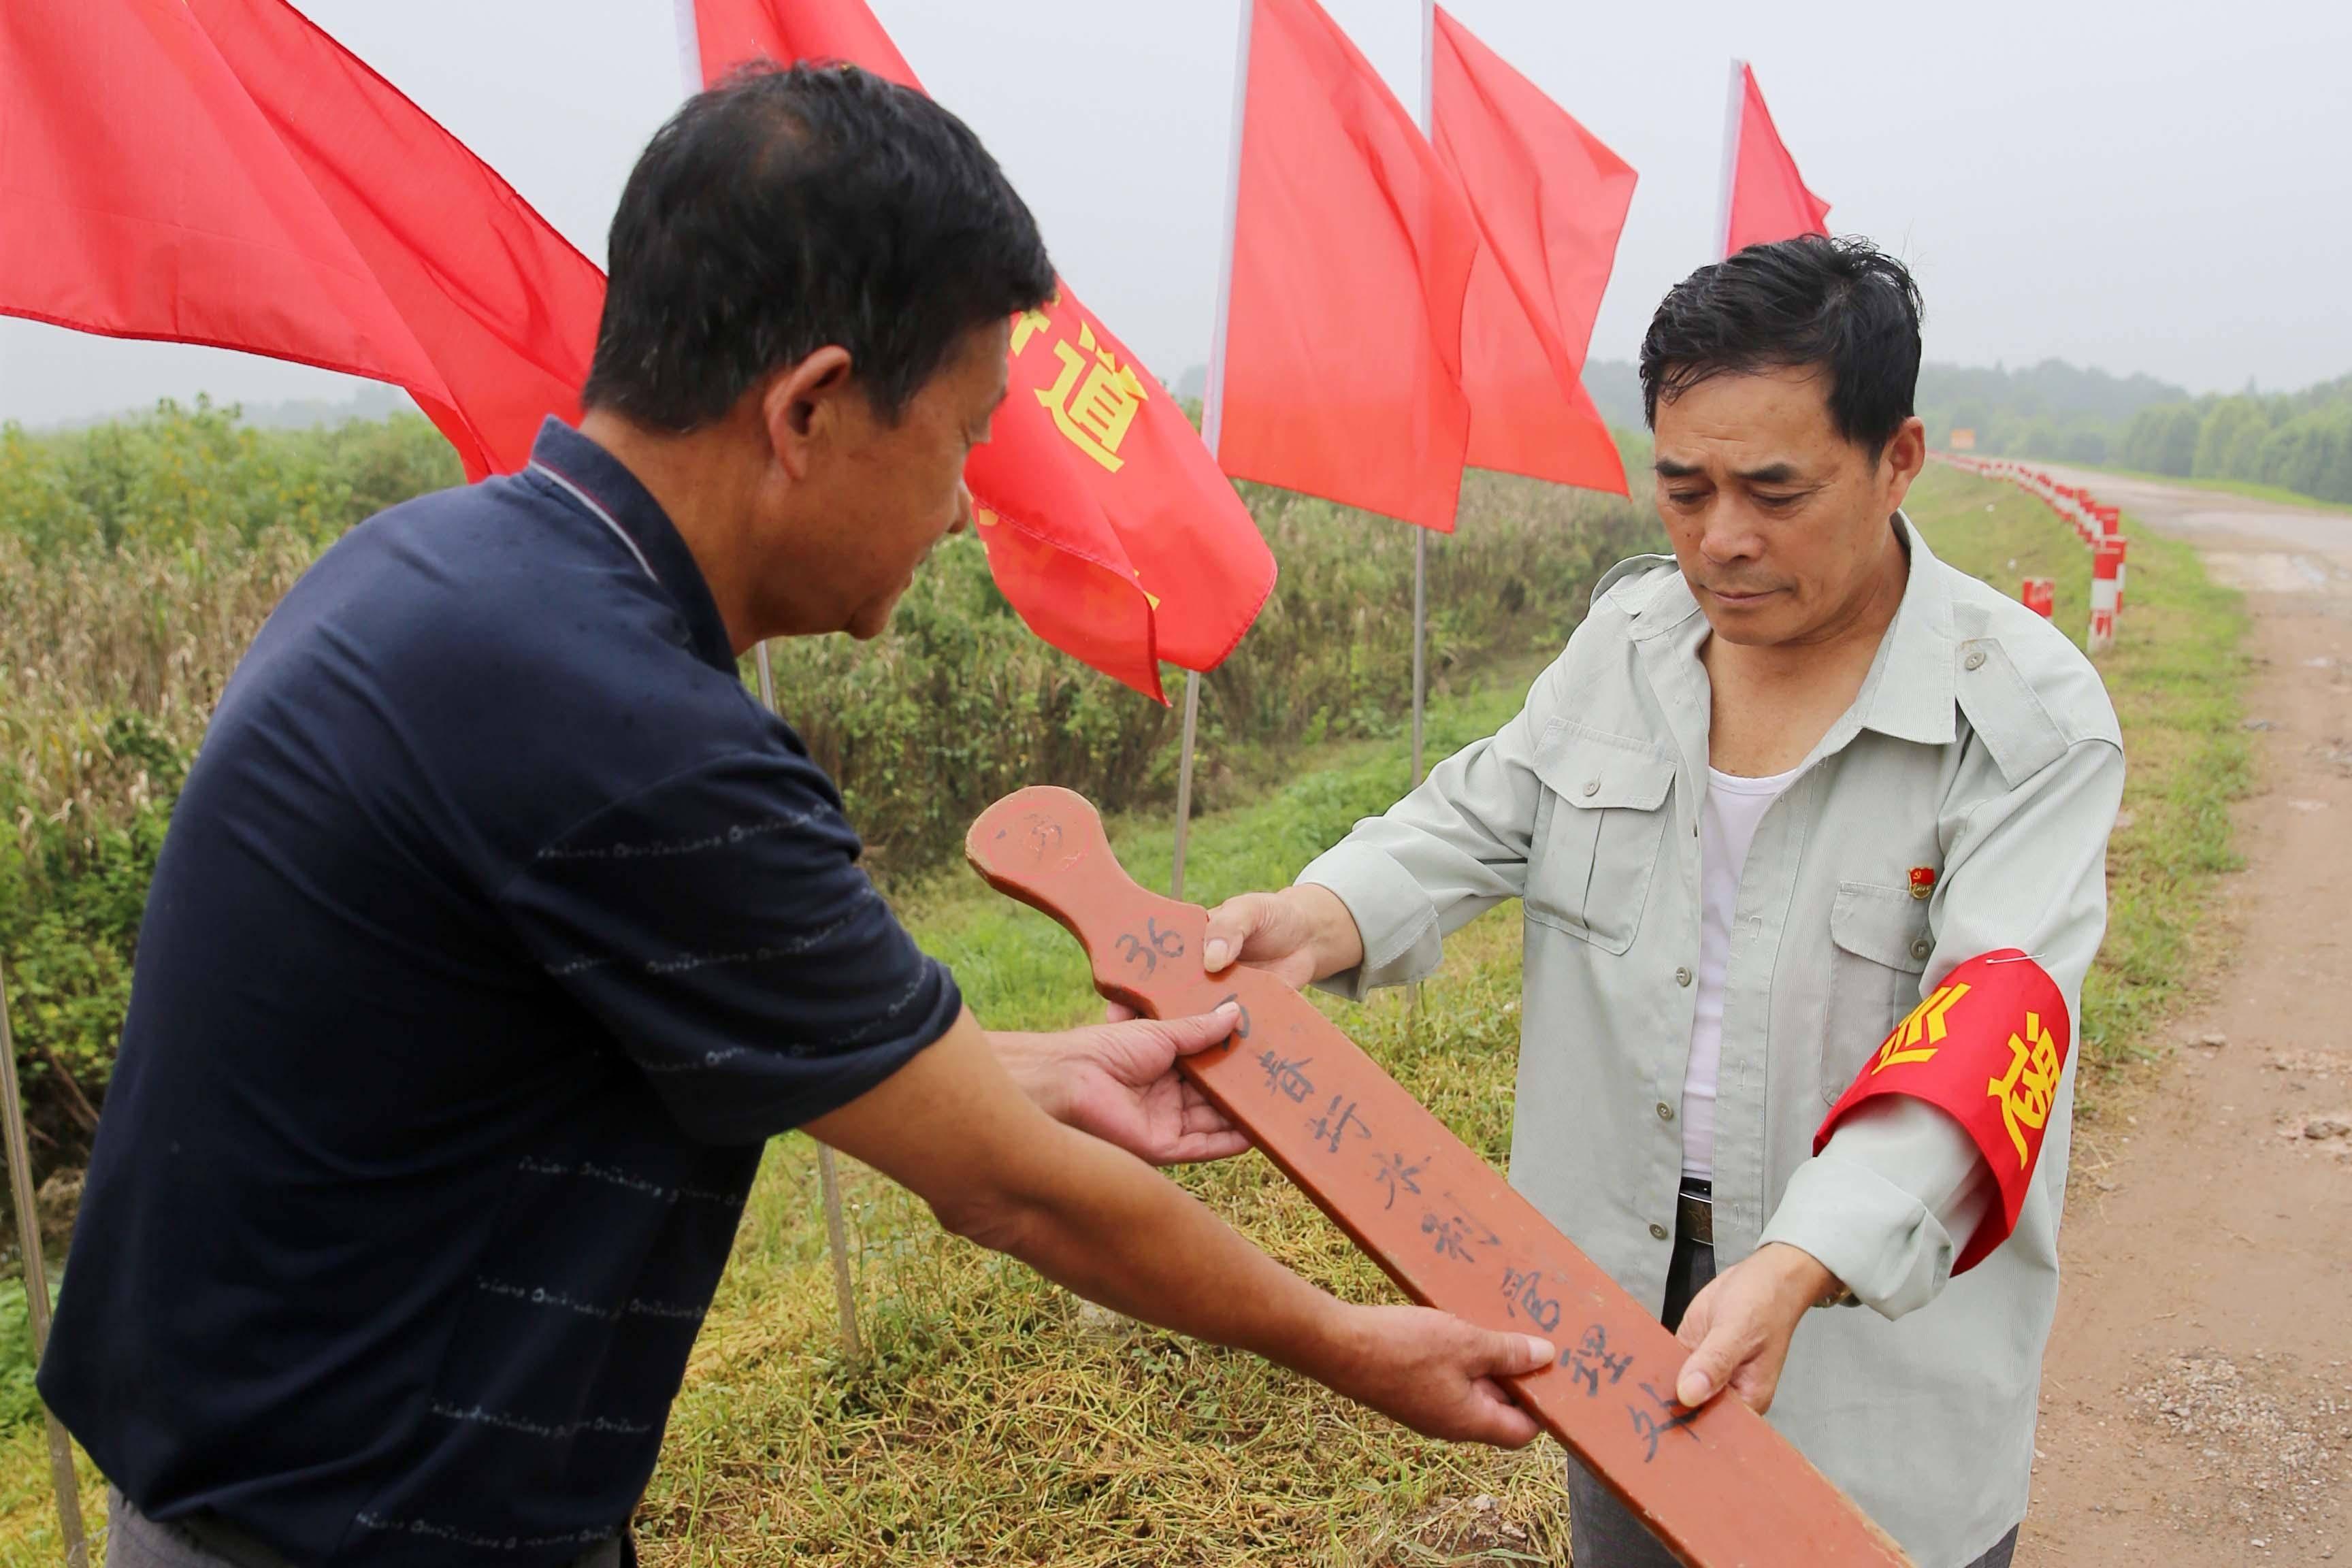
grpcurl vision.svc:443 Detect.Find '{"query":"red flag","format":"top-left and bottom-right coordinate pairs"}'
top-left (189, 0), bottom-right (606, 480)
top-left (1722, 61), bottom-right (1831, 257)
top-left (0, 0), bottom-right (447, 419)
top-left (1214, 0), bottom-right (1481, 534)
top-left (679, 0), bottom-right (917, 91)
top-left (1432, 7), bottom-right (1633, 497)
top-left (684, 0), bottom-right (1275, 700)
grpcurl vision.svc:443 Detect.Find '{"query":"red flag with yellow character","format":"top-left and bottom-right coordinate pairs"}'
top-left (683, 0), bottom-right (1276, 700)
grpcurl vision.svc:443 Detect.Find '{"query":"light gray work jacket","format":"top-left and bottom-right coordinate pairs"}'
top-left (1298, 518), bottom-right (2124, 1567)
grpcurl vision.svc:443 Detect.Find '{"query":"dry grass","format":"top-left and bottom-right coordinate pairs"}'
top-left (0, 527), bottom-right (311, 860)
top-left (646, 894), bottom-right (1574, 1567)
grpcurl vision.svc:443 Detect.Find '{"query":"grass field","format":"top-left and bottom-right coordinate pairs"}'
top-left (0, 463), bottom-right (2251, 1566)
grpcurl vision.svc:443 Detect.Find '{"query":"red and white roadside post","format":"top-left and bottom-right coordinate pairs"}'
top-left (2021, 577), bottom-right (2056, 619)
top-left (2090, 537), bottom-right (2126, 653)
top-left (2095, 508), bottom-right (2127, 609)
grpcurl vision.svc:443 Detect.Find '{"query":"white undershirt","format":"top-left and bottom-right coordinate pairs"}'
top-left (1682, 766), bottom-right (1998, 1250)
top-left (1680, 763), bottom-right (1803, 1180)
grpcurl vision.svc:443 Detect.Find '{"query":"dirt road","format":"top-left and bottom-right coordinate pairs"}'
top-left (2020, 469), bottom-right (2352, 1565)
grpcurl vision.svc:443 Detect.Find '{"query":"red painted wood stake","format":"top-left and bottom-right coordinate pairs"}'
top-left (967, 787), bottom-right (1912, 1568)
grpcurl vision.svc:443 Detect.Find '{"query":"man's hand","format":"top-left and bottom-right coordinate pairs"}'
top-left (1671, 1242), bottom-right (1840, 1414)
top-left (1318, 1305), bottom-right (1554, 1448)
top-left (1105, 886), bottom-right (1366, 1028)
top-left (812, 1014), bottom-right (1548, 1450)
top-left (992, 1006), bottom-right (1250, 1165)
top-left (1201, 884), bottom-right (1364, 986)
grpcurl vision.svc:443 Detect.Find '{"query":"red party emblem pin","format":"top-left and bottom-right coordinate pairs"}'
top-left (1909, 866), bottom-right (1938, 899)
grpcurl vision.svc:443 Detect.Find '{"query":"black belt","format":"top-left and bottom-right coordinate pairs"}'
top-left (1676, 1177), bottom-right (1713, 1248)
top-left (181, 1514), bottom-right (299, 1568)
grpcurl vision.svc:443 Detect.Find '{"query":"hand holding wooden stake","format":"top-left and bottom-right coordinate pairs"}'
top-left (968, 787), bottom-right (1911, 1568)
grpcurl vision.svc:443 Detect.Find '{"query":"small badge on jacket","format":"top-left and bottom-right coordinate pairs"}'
top-left (1908, 866), bottom-right (1938, 900)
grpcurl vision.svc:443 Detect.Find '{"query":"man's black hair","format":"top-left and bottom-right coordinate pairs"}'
top-left (583, 63), bottom-right (1056, 429)
top-left (1639, 235), bottom-right (1923, 454)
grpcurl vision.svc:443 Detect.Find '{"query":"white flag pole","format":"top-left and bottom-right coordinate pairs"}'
top-left (1410, 0), bottom-right (1436, 791)
top-left (0, 964), bottom-right (86, 1568)
top-left (1174, 0), bottom-right (1258, 902)
top-left (1715, 58), bottom-right (1746, 259)
top-left (1403, 0), bottom-right (1439, 1028)
top-left (753, 642), bottom-right (862, 1360)
top-left (683, 9), bottom-right (861, 1358)
top-left (672, 0), bottom-right (704, 96)
top-left (1169, 674), bottom-right (1204, 901)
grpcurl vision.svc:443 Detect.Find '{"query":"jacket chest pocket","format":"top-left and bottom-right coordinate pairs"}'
top-left (1526, 730), bottom-right (1676, 956)
top-left (1822, 882), bottom-right (1933, 1104)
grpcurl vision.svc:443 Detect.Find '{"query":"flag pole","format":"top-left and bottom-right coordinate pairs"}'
top-left (1714, 58), bottom-right (1745, 259)
top-left (670, 0), bottom-right (703, 97)
top-left (1410, 0), bottom-right (1436, 791)
top-left (1405, 0), bottom-right (1437, 1030)
top-left (1177, 0), bottom-right (1258, 902)
top-left (753, 643), bottom-right (863, 1360)
top-left (683, 7), bottom-right (864, 1361)
top-left (1169, 674), bottom-right (1203, 901)
top-left (0, 962), bottom-right (87, 1568)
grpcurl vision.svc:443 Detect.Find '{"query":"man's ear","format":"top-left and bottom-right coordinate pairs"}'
top-left (757, 346), bottom-right (856, 481)
top-left (1880, 414), bottom-right (1928, 510)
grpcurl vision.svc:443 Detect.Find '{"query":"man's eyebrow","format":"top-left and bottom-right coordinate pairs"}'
top-left (1653, 457), bottom-right (1703, 478)
top-left (1734, 462), bottom-right (1804, 485)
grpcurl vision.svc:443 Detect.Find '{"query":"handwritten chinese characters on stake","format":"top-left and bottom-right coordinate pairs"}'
top-left (966, 787), bottom-right (1913, 1568)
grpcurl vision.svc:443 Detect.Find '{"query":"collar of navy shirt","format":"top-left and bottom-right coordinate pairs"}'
top-left (522, 416), bottom-right (740, 676)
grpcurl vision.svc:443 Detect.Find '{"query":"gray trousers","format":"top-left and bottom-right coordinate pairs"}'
top-left (1563, 1237), bottom-right (2021, 1568)
top-left (108, 1490), bottom-right (630, 1568)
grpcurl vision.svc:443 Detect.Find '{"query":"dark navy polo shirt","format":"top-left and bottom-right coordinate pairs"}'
top-left (40, 420), bottom-right (962, 1565)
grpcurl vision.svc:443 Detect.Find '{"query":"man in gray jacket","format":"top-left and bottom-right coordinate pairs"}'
top-left (1198, 238), bottom-right (2122, 1567)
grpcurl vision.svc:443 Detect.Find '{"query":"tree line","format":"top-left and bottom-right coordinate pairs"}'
top-left (2115, 375), bottom-right (2352, 503)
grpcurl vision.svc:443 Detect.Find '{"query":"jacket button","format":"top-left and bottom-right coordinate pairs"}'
top-left (1656, 1100), bottom-right (1676, 1121)
top-left (1582, 779), bottom-right (1601, 796)
top-left (1964, 648), bottom-right (1988, 671)
top-left (1910, 937), bottom-right (1932, 962)
top-left (1650, 1222), bottom-right (1670, 1241)
top-left (1675, 966), bottom-right (1694, 987)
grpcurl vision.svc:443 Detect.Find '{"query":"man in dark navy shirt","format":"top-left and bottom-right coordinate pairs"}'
top-left (42, 65), bottom-right (1552, 1568)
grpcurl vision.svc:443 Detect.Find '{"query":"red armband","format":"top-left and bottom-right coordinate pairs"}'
top-left (1814, 949), bottom-right (2070, 1274)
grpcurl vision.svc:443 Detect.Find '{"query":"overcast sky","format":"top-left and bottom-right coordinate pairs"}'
top-left (6, 0), bottom-right (2348, 427)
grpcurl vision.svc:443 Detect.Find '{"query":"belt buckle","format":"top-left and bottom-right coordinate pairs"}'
top-left (1676, 1186), bottom-right (1714, 1248)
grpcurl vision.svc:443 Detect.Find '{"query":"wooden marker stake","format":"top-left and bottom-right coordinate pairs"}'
top-left (966, 788), bottom-right (1910, 1568)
